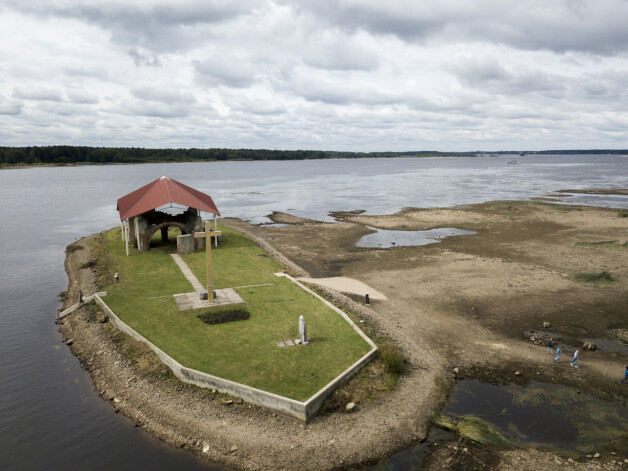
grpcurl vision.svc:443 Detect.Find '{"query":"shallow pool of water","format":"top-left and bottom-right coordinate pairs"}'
top-left (364, 428), bottom-right (452, 470)
top-left (444, 380), bottom-right (628, 453)
top-left (367, 379), bottom-right (628, 469)
top-left (356, 227), bottom-right (476, 248)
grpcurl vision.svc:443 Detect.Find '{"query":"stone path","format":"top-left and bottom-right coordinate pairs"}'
top-left (169, 253), bottom-right (244, 311)
top-left (170, 254), bottom-right (205, 292)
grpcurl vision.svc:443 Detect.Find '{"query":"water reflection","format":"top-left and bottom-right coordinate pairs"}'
top-left (357, 227), bottom-right (476, 248)
top-left (445, 380), bottom-right (627, 452)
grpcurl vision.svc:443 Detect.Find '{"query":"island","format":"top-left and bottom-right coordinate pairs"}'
top-left (58, 187), bottom-right (628, 470)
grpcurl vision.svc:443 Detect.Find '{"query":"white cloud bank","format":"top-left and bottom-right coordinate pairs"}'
top-left (0, 0), bottom-right (627, 151)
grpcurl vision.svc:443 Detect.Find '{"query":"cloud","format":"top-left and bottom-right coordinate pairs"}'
top-left (63, 65), bottom-right (110, 80)
top-left (229, 96), bottom-right (287, 115)
top-left (121, 100), bottom-right (192, 118)
top-left (284, 0), bottom-right (628, 55)
top-left (194, 55), bottom-right (258, 88)
top-left (10, 0), bottom-right (256, 53)
top-left (0, 96), bottom-right (24, 115)
top-left (449, 57), bottom-right (565, 97)
top-left (66, 89), bottom-right (100, 104)
top-left (301, 31), bottom-right (379, 71)
top-left (13, 86), bottom-right (63, 101)
top-left (128, 48), bottom-right (162, 67)
top-left (0, 0), bottom-right (627, 150)
top-left (131, 86), bottom-right (196, 105)
top-left (38, 101), bottom-right (98, 116)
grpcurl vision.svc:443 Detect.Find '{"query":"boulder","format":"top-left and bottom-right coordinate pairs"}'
top-left (543, 321), bottom-right (551, 328)
top-left (614, 328), bottom-right (628, 343)
top-left (345, 402), bottom-right (356, 412)
top-left (582, 341), bottom-right (596, 351)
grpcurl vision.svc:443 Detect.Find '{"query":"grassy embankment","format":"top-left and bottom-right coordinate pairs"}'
top-left (95, 225), bottom-right (372, 401)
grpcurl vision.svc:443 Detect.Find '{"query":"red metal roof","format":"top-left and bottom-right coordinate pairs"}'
top-left (117, 176), bottom-right (220, 220)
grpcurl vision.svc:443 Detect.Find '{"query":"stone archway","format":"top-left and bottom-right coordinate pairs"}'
top-left (147, 222), bottom-right (190, 249)
top-left (130, 207), bottom-right (204, 252)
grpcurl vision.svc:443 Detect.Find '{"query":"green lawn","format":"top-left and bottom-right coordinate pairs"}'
top-left (99, 225), bottom-right (372, 401)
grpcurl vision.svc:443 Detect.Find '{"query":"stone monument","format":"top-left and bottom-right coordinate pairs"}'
top-left (298, 315), bottom-right (310, 345)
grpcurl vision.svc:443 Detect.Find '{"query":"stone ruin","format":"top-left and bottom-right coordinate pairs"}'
top-left (127, 207), bottom-right (206, 252)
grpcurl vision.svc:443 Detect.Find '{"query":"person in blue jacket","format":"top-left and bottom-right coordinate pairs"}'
top-left (621, 366), bottom-right (628, 384)
top-left (554, 345), bottom-right (561, 362)
top-left (570, 349), bottom-right (579, 368)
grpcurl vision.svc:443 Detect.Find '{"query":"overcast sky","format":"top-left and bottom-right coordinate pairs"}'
top-left (1, 0), bottom-right (628, 151)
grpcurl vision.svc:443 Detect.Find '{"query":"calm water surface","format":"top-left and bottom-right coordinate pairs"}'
top-left (357, 227), bottom-right (476, 248)
top-left (1, 155), bottom-right (627, 470)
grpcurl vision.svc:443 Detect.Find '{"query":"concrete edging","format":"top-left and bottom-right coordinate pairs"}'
top-left (93, 275), bottom-right (377, 421)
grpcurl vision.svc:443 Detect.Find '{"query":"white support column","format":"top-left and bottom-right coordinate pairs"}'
top-left (121, 221), bottom-right (124, 240)
top-left (125, 219), bottom-right (129, 256)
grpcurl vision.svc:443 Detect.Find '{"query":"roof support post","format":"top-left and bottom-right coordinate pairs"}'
top-left (125, 219), bottom-right (129, 256)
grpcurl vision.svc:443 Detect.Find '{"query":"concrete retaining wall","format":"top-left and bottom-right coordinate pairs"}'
top-left (274, 274), bottom-right (378, 416)
top-left (93, 274), bottom-right (377, 421)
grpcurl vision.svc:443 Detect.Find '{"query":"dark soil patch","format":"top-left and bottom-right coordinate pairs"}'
top-left (197, 309), bottom-right (250, 325)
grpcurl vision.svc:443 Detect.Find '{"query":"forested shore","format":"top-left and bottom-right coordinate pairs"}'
top-left (1, 145), bottom-right (626, 167)
top-left (0, 146), bottom-right (470, 166)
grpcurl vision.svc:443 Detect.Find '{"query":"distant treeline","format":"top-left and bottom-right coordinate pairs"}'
top-left (0, 146), bottom-right (625, 166)
top-left (0, 146), bottom-right (473, 165)
top-left (534, 149), bottom-right (628, 155)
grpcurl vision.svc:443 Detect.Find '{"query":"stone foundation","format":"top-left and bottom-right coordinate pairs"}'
top-left (177, 234), bottom-right (195, 254)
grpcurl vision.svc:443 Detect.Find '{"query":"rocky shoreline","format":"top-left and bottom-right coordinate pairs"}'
top-left (58, 229), bottom-right (442, 471)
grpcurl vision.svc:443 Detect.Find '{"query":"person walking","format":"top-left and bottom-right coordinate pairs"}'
top-left (546, 337), bottom-right (554, 354)
top-left (79, 290), bottom-right (84, 304)
top-left (554, 345), bottom-right (561, 362)
top-left (114, 271), bottom-right (119, 283)
top-left (621, 366), bottom-right (628, 384)
top-left (571, 349), bottom-right (579, 368)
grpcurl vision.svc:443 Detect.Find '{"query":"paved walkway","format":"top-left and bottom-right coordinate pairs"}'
top-left (170, 254), bottom-right (205, 292)
top-left (169, 253), bottom-right (244, 311)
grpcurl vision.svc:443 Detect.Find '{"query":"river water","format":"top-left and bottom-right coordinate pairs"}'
top-left (1, 154), bottom-right (626, 470)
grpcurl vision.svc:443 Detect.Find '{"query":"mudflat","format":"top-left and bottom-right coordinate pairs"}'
top-left (59, 200), bottom-right (628, 470)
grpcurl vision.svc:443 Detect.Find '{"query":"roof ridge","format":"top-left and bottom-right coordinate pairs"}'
top-left (164, 176), bottom-right (174, 203)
